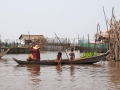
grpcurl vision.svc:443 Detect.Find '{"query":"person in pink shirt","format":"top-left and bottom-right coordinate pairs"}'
top-left (26, 43), bottom-right (40, 61)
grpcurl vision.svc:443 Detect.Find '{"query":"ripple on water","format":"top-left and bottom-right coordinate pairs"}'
top-left (0, 53), bottom-right (120, 90)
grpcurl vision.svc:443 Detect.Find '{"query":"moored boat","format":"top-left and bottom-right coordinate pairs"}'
top-left (0, 48), bottom-right (10, 58)
top-left (13, 51), bottom-right (109, 65)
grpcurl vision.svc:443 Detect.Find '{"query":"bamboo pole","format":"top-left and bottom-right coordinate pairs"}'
top-left (54, 33), bottom-right (69, 60)
top-left (92, 23), bottom-right (100, 54)
top-left (103, 6), bottom-right (109, 50)
top-left (87, 34), bottom-right (90, 50)
top-left (28, 31), bottom-right (30, 43)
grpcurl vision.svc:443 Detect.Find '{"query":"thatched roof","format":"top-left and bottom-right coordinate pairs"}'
top-left (95, 30), bottom-right (113, 39)
top-left (19, 34), bottom-right (46, 40)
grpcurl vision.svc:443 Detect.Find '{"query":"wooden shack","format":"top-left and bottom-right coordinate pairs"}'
top-left (95, 30), bottom-right (110, 43)
top-left (19, 34), bottom-right (47, 49)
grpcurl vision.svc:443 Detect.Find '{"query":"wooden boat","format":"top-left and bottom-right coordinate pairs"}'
top-left (13, 51), bottom-right (109, 65)
top-left (0, 48), bottom-right (10, 58)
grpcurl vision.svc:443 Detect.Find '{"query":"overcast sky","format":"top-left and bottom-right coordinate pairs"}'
top-left (0, 0), bottom-right (119, 41)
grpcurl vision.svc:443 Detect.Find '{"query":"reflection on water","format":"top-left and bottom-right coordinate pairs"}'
top-left (1, 53), bottom-right (120, 90)
top-left (107, 61), bottom-right (120, 89)
top-left (56, 65), bottom-right (62, 73)
top-left (27, 65), bottom-right (41, 86)
top-left (0, 58), bottom-right (8, 62)
top-left (70, 65), bottom-right (75, 76)
top-left (27, 65), bottom-right (40, 76)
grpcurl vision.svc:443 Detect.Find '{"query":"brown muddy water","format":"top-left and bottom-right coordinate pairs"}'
top-left (0, 51), bottom-right (120, 90)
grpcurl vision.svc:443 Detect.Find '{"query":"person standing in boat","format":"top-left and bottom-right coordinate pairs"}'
top-left (69, 48), bottom-right (75, 61)
top-left (55, 52), bottom-right (62, 66)
top-left (26, 43), bottom-right (40, 61)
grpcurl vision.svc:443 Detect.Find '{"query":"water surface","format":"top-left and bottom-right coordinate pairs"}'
top-left (0, 51), bottom-right (120, 90)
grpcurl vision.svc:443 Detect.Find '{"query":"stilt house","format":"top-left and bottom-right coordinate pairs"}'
top-left (19, 34), bottom-right (47, 48)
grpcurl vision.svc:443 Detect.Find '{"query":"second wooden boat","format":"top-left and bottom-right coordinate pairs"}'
top-left (0, 48), bottom-right (10, 58)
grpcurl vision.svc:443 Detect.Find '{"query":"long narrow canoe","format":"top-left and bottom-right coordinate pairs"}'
top-left (13, 52), bottom-right (109, 65)
top-left (0, 49), bottom-right (10, 58)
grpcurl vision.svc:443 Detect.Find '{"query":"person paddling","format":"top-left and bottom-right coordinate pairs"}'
top-left (26, 43), bottom-right (40, 61)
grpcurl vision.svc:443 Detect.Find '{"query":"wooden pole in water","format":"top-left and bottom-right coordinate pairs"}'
top-left (73, 38), bottom-right (75, 51)
top-left (88, 34), bottom-right (90, 51)
top-left (92, 24), bottom-right (100, 55)
top-left (28, 31), bottom-right (31, 44)
top-left (54, 33), bottom-right (69, 60)
top-left (78, 34), bottom-right (79, 46)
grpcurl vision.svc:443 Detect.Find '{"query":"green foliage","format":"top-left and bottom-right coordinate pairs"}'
top-left (80, 52), bottom-right (97, 58)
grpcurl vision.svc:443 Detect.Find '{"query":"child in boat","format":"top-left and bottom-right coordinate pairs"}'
top-left (55, 52), bottom-right (62, 66)
top-left (69, 48), bottom-right (75, 61)
top-left (26, 43), bottom-right (40, 61)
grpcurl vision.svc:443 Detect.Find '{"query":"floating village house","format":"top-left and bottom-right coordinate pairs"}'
top-left (95, 30), bottom-right (110, 43)
top-left (19, 34), bottom-right (70, 50)
top-left (19, 34), bottom-right (47, 49)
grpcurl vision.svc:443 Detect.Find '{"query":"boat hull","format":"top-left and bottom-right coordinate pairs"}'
top-left (13, 52), bottom-right (108, 65)
top-left (0, 49), bottom-right (10, 58)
